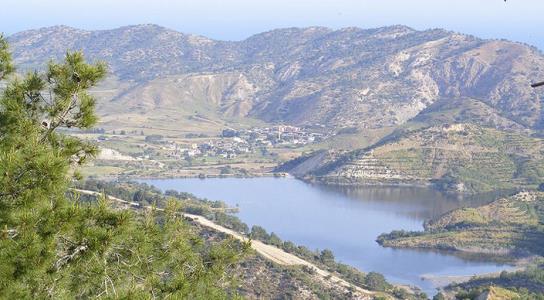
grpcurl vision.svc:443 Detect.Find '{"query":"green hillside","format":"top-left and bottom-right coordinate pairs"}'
top-left (378, 191), bottom-right (544, 256)
top-left (308, 124), bottom-right (544, 194)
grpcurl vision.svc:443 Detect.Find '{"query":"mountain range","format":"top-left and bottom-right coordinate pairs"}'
top-left (8, 24), bottom-right (544, 193)
top-left (7, 24), bottom-right (544, 131)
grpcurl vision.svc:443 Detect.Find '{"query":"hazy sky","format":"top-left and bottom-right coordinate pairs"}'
top-left (2, 0), bottom-right (543, 49)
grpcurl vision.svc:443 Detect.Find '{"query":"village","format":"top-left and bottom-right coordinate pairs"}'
top-left (72, 124), bottom-right (335, 178)
top-left (156, 125), bottom-right (330, 161)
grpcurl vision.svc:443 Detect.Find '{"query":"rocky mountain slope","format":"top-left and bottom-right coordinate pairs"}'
top-left (7, 24), bottom-right (544, 130)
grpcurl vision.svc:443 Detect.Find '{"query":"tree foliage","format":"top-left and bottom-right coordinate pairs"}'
top-left (0, 36), bottom-right (247, 299)
top-left (364, 272), bottom-right (391, 292)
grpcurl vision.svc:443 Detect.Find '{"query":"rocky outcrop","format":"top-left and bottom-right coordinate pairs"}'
top-left (315, 151), bottom-right (430, 186)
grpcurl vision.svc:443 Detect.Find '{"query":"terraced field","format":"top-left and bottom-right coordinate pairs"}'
top-left (310, 124), bottom-right (544, 194)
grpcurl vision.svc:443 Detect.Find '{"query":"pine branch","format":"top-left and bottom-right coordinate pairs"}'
top-left (54, 243), bottom-right (88, 270)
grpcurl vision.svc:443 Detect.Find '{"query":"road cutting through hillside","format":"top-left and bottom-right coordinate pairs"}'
top-left (74, 189), bottom-right (376, 299)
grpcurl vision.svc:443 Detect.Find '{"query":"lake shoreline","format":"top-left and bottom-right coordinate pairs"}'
top-left (140, 177), bottom-right (513, 296)
top-left (96, 170), bottom-right (520, 200)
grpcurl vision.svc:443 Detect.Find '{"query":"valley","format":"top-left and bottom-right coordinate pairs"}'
top-left (5, 22), bottom-right (544, 298)
top-left (9, 24), bottom-right (544, 195)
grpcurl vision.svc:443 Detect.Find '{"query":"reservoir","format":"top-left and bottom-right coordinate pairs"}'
top-left (142, 177), bottom-right (511, 296)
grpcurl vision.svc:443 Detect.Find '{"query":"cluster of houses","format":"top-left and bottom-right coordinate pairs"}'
top-left (234, 125), bottom-right (327, 147)
top-left (93, 125), bottom-right (331, 161)
top-left (163, 139), bottom-right (250, 160)
top-left (164, 125), bottom-right (329, 160)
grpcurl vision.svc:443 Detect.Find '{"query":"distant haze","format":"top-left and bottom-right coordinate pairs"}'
top-left (1, 0), bottom-right (543, 50)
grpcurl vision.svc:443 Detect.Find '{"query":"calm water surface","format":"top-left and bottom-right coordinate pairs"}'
top-left (142, 177), bottom-right (511, 296)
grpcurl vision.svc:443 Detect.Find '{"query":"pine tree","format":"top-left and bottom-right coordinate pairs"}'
top-left (0, 35), bottom-right (247, 299)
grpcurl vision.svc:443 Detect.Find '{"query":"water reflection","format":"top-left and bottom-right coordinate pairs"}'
top-left (315, 184), bottom-right (504, 221)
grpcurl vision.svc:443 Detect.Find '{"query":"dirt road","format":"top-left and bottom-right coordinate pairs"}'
top-left (74, 189), bottom-right (376, 299)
